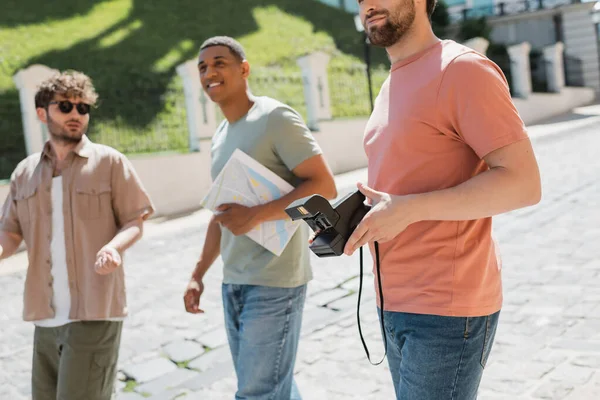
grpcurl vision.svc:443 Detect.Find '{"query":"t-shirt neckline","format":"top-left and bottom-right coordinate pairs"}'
top-left (391, 40), bottom-right (444, 72)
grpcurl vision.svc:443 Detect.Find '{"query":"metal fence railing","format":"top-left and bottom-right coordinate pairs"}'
top-left (88, 84), bottom-right (189, 155)
top-left (248, 70), bottom-right (307, 120)
top-left (90, 69), bottom-right (308, 155)
top-left (328, 64), bottom-right (389, 118)
top-left (530, 51), bottom-right (550, 92)
top-left (2, 64), bottom-right (394, 180)
top-left (564, 55), bottom-right (585, 87)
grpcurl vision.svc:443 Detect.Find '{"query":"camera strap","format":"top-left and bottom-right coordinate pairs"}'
top-left (357, 242), bottom-right (387, 365)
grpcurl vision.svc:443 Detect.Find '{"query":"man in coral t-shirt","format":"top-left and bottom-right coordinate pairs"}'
top-left (345, 0), bottom-right (542, 398)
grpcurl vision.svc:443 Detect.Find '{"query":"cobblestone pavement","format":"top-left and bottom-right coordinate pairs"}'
top-left (1, 108), bottom-right (599, 399)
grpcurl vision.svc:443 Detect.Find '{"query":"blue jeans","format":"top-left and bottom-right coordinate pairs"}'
top-left (222, 283), bottom-right (306, 400)
top-left (380, 310), bottom-right (500, 400)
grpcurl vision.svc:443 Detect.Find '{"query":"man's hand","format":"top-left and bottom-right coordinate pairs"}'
top-left (343, 183), bottom-right (419, 256)
top-left (94, 246), bottom-right (122, 275)
top-left (0, 231), bottom-right (23, 261)
top-left (214, 203), bottom-right (264, 236)
top-left (184, 275), bottom-right (205, 314)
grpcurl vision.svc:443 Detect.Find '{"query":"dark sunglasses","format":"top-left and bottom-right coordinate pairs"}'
top-left (49, 100), bottom-right (91, 115)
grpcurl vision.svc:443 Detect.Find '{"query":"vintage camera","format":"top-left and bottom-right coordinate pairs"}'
top-left (285, 190), bottom-right (370, 257)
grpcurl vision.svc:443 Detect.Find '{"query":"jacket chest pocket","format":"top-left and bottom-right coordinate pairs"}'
top-left (75, 183), bottom-right (112, 220)
top-left (15, 187), bottom-right (39, 224)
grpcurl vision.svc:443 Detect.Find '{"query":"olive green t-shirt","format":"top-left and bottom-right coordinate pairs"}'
top-left (210, 96), bottom-right (322, 287)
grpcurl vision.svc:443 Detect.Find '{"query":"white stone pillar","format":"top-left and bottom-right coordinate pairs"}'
top-left (507, 42), bottom-right (533, 98)
top-left (543, 42), bottom-right (565, 93)
top-left (296, 51), bottom-right (332, 131)
top-left (13, 64), bottom-right (59, 155)
top-left (463, 37), bottom-right (490, 55)
top-left (176, 59), bottom-right (218, 152)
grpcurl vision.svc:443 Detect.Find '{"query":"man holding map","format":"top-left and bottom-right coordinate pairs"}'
top-left (183, 36), bottom-right (337, 400)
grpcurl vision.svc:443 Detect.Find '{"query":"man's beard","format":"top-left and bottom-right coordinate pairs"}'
top-left (47, 114), bottom-right (87, 145)
top-left (366, 4), bottom-right (416, 48)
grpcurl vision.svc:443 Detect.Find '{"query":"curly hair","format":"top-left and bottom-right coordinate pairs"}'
top-left (200, 36), bottom-right (246, 62)
top-left (34, 70), bottom-right (99, 109)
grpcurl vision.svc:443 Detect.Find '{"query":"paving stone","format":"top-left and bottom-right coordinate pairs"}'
top-left (3, 121), bottom-right (600, 398)
top-left (187, 347), bottom-right (232, 372)
top-left (121, 358), bottom-right (178, 384)
top-left (309, 324), bottom-right (343, 341)
top-left (178, 358), bottom-right (235, 391)
top-left (307, 287), bottom-right (351, 306)
top-left (162, 340), bottom-right (205, 363)
top-left (532, 351), bottom-right (571, 369)
top-left (550, 339), bottom-right (600, 353)
top-left (327, 292), bottom-right (360, 311)
top-left (564, 372), bottom-right (600, 399)
top-left (571, 355), bottom-right (600, 369)
top-left (306, 280), bottom-right (328, 297)
top-left (545, 363), bottom-right (595, 386)
top-left (564, 320), bottom-right (600, 340)
top-left (297, 339), bottom-right (327, 365)
top-left (0, 385), bottom-right (28, 400)
top-left (294, 375), bottom-right (330, 399)
top-left (337, 317), bottom-right (355, 328)
top-left (485, 360), bottom-right (556, 381)
top-left (115, 393), bottom-right (146, 400)
top-left (136, 368), bottom-right (199, 395)
top-left (328, 376), bottom-right (380, 396)
top-left (300, 305), bottom-right (341, 336)
top-left (532, 381), bottom-right (575, 400)
top-left (482, 379), bottom-right (533, 396)
top-left (196, 327), bottom-right (228, 349)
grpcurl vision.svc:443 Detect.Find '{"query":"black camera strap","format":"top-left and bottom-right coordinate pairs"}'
top-left (357, 241), bottom-right (387, 365)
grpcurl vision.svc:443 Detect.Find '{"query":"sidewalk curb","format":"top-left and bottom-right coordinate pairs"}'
top-left (528, 115), bottom-right (600, 143)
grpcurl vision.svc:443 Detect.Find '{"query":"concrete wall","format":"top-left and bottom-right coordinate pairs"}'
top-left (313, 118), bottom-right (367, 175)
top-left (129, 151), bottom-right (213, 217)
top-left (0, 87), bottom-right (594, 218)
top-left (129, 118), bottom-right (369, 217)
top-left (513, 86), bottom-right (595, 124)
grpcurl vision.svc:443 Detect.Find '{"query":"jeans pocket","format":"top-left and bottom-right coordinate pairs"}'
top-left (480, 314), bottom-right (498, 369)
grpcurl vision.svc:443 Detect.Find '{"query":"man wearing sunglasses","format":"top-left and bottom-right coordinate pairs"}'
top-left (0, 70), bottom-right (154, 399)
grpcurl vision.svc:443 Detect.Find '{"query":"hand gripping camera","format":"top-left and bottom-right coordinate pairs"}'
top-left (285, 189), bottom-right (389, 366)
top-left (284, 190), bottom-right (371, 257)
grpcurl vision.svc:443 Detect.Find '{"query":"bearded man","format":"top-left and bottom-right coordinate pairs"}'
top-left (0, 70), bottom-right (154, 400)
top-left (343, 1), bottom-right (542, 398)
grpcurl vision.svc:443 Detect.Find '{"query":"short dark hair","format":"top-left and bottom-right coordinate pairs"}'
top-left (427, 0), bottom-right (437, 18)
top-left (35, 70), bottom-right (98, 109)
top-left (200, 36), bottom-right (246, 62)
